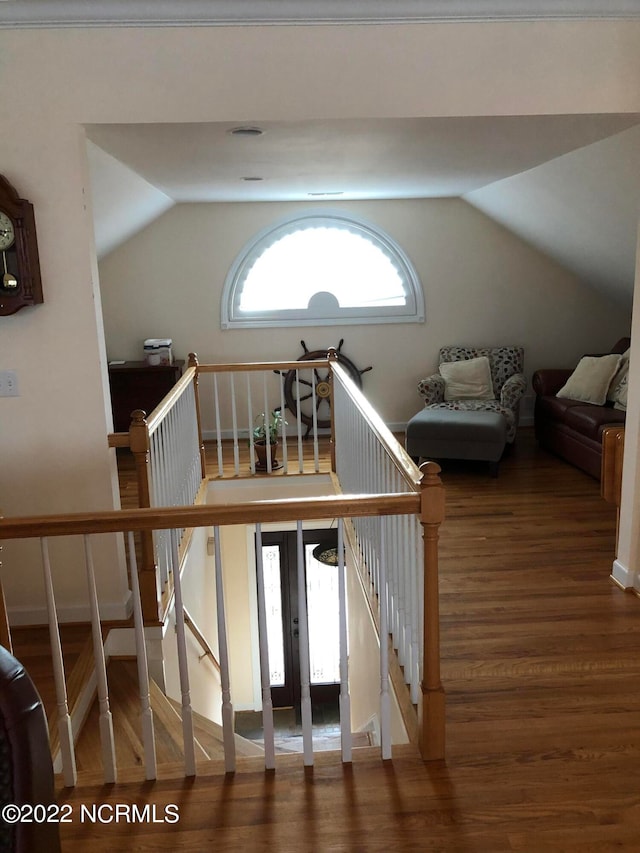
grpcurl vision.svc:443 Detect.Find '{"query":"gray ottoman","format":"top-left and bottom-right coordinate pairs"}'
top-left (406, 409), bottom-right (507, 477)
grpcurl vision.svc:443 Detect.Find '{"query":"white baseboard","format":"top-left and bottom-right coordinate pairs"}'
top-left (611, 558), bottom-right (636, 590)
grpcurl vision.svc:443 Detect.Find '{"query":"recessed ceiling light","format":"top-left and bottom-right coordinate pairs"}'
top-left (229, 126), bottom-right (265, 137)
top-left (242, 176), bottom-right (264, 182)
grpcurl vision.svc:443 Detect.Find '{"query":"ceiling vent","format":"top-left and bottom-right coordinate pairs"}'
top-left (229, 126), bottom-right (265, 137)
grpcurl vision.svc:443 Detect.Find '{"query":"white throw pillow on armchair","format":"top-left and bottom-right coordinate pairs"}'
top-left (439, 356), bottom-right (495, 401)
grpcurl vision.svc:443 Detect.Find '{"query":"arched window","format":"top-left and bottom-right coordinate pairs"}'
top-left (221, 211), bottom-right (424, 329)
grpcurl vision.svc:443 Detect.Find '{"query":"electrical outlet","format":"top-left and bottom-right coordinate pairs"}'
top-left (0, 370), bottom-right (19, 397)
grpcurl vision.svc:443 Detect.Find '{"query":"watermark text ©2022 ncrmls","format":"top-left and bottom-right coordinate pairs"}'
top-left (1, 802), bottom-right (180, 825)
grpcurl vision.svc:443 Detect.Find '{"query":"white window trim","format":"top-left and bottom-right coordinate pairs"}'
top-left (221, 209), bottom-right (425, 330)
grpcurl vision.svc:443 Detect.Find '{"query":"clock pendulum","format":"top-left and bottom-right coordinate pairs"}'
top-left (0, 211), bottom-right (17, 289)
top-left (2, 250), bottom-right (17, 289)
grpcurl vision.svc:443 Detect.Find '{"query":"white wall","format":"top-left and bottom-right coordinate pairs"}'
top-left (99, 197), bottom-right (630, 428)
top-left (346, 548), bottom-right (409, 744)
top-left (0, 20), bottom-right (638, 619)
top-left (613, 225), bottom-right (640, 590)
top-left (162, 526), bottom-right (223, 723)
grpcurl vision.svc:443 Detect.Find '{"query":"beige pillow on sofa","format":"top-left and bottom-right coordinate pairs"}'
top-left (607, 348), bottom-right (630, 407)
top-left (556, 354), bottom-right (621, 406)
top-left (439, 356), bottom-right (495, 401)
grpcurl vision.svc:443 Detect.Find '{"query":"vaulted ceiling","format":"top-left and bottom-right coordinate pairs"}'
top-left (86, 115), bottom-right (640, 310)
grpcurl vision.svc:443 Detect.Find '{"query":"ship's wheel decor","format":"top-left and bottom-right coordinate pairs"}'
top-left (280, 339), bottom-right (372, 434)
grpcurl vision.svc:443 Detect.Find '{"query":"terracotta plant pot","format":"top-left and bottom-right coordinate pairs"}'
top-left (254, 440), bottom-right (279, 472)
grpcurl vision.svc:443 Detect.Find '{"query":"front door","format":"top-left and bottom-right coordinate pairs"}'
top-left (258, 530), bottom-right (341, 709)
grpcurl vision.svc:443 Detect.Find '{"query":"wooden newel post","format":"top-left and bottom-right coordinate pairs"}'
top-left (129, 410), bottom-right (161, 624)
top-left (327, 347), bottom-right (338, 473)
top-left (188, 352), bottom-right (207, 480)
top-left (418, 460), bottom-right (446, 760)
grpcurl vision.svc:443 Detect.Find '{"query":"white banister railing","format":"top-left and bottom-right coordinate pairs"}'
top-left (254, 522), bottom-right (276, 771)
top-left (1, 487), bottom-right (435, 785)
top-left (296, 520), bottom-right (314, 766)
top-left (169, 527), bottom-right (197, 777)
top-left (127, 531), bottom-right (157, 781)
top-left (147, 373), bottom-right (203, 593)
top-left (196, 360), bottom-right (329, 478)
top-left (83, 535), bottom-right (117, 784)
top-left (213, 525), bottom-right (236, 774)
top-left (332, 362), bottom-right (425, 705)
top-left (41, 537), bottom-right (76, 788)
top-left (337, 519), bottom-right (352, 763)
top-left (5, 351), bottom-right (445, 786)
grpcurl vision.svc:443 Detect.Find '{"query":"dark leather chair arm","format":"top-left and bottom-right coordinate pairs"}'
top-left (532, 368), bottom-right (573, 397)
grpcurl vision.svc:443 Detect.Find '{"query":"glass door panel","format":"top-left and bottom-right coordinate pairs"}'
top-left (261, 544), bottom-right (286, 687)
top-left (258, 530), bottom-right (341, 708)
top-left (305, 544), bottom-right (341, 685)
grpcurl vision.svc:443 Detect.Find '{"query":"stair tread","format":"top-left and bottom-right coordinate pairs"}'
top-left (74, 659), bottom-right (209, 771)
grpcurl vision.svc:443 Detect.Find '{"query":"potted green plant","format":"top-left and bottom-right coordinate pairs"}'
top-left (252, 410), bottom-right (286, 471)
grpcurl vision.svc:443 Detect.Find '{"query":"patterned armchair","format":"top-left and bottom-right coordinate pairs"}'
top-left (418, 345), bottom-right (526, 443)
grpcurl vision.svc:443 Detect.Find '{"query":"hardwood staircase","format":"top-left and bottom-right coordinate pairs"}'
top-left (73, 658), bottom-right (265, 772)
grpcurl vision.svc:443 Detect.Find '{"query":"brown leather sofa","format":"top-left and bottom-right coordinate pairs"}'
top-left (532, 338), bottom-right (630, 480)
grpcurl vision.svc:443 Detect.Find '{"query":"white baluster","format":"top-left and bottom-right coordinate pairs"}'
top-left (337, 519), bottom-right (352, 763)
top-left (83, 535), bottom-right (117, 784)
top-left (262, 371), bottom-right (272, 474)
top-left (297, 521), bottom-right (313, 765)
top-left (379, 523), bottom-right (392, 760)
top-left (400, 509), bottom-right (410, 679)
top-left (213, 526), bottom-right (236, 773)
top-left (127, 531), bottom-right (157, 780)
top-left (279, 364), bottom-right (288, 472)
top-left (247, 373), bottom-right (255, 475)
top-left (311, 370), bottom-right (319, 472)
top-left (170, 529), bottom-right (197, 776)
top-left (416, 518), bottom-right (425, 695)
top-left (150, 431), bottom-right (169, 590)
top-left (296, 370), bottom-right (304, 473)
top-left (254, 524), bottom-right (276, 770)
top-left (40, 538), bottom-right (77, 788)
top-left (213, 374), bottom-right (224, 477)
top-left (230, 374), bottom-right (240, 476)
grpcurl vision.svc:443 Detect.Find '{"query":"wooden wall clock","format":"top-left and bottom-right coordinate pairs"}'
top-left (0, 174), bottom-right (43, 316)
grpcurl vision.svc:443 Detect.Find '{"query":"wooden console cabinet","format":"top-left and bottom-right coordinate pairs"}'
top-left (108, 360), bottom-right (184, 432)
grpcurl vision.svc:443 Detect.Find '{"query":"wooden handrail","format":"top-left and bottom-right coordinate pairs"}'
top-left (145, 366), bottom-right (197, 435)
top-left (106, 368), bottom-right (198, 447)
top-left (195, 359), bottom-right (330, 374)
top-left (331, 361), bottom-right (421, 491)
top-left (183, 606), bottom-right (221, 673)
top-left (107, 432), bottom-right (130, 449)
top-left (0, 493), bottom-right (420, 540)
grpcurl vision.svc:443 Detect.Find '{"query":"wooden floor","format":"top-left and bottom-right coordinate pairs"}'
top-left (56, 429), bottom-right (640, 851)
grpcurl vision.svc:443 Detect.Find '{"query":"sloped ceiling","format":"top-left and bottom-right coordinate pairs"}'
top-left (88, 115), bottom-right (640, 312)
top-left (87, 142), bottom-right (174, 258)
top-left (464, 125), bottom-right (640, 310)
